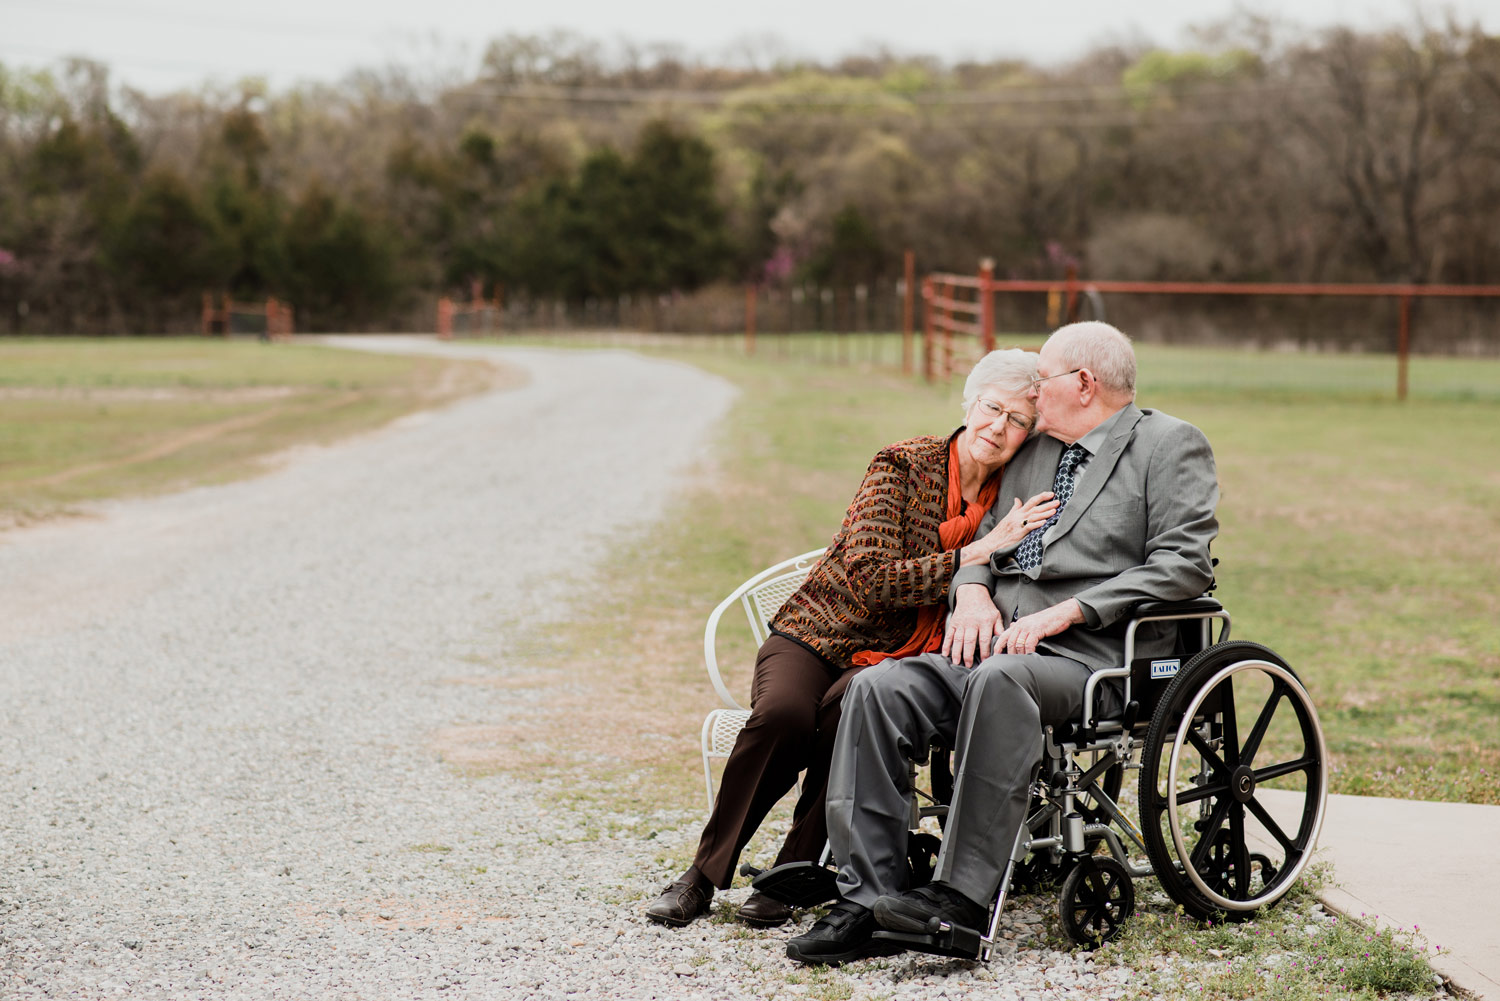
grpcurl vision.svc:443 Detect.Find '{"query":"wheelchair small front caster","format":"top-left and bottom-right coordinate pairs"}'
top-left (1058, 856), bottom-right (1134, 948)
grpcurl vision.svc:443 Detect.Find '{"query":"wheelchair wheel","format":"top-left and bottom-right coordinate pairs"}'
top-left (1138, 641), bottom-right (1327, 920)
top-left (1058, 856), bottom-right (1133, 948)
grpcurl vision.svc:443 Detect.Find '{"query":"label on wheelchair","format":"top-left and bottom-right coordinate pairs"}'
top-left (1130, 656), bottom-right (1190, 723)
top-left (1149, 658), bottom-right (1181, 680)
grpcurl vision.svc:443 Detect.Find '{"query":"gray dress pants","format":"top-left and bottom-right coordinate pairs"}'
top-left (827, 650), bottom-right (1115, 908)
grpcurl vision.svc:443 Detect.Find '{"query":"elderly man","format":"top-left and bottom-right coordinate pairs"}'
top-left (786, 321), bottom-right (1219, 965)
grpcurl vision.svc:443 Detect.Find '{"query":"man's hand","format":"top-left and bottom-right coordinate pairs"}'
top-left (943, 583), bottom-right (1002, 668)
top-left (993, 599), bottom-right (1085, 656)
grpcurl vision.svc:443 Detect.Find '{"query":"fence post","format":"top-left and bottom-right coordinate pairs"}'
top-left (1397, 293), bottom-right (1412, 402)
top-left (902, 249), bottom-right (915, 374)
top-left (437, 297), bottom-right (453, 340)
top-left (1064, 265), bottom-right (1079, 321)
top-left (941, 278), bottom-right (954, 381)
top-left (979, 257), bottom-right (995, 353)
top-left (468, 279), bottom-right (484, 336)
top-left (745, 284), bottom-right (757, 356)
top-left (921, 277), bottom-right (935, 383)
top-left (201, 292), bottom-right (212, 336)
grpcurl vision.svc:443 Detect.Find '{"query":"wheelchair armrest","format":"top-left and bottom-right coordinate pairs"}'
top-left (1086, 596), bottom-right (1229, 730)
top-left (1131, 597), bottom-right (1224, 617)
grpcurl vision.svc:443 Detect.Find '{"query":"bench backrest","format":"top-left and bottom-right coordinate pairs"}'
top-left (703, 549), bottom-right (826, 711)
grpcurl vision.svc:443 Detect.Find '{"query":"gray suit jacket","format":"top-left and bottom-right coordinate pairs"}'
top-left (951, 403), bottom-right (1219, 672)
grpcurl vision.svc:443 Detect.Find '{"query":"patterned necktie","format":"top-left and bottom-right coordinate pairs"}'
top-left (1014, 443), bottom-right (1087, 570)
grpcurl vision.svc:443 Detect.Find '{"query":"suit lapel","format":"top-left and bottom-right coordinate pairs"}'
top-left (1046, 405), bottom-right (1143, 548)
top-left (1007, 435), bottom-right (1063, 501)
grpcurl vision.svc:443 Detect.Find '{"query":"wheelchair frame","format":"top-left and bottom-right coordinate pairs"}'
top-left (890, 597), bottom-right (1331, 958)
top-left (751, 596), bottom-right (1330, 959)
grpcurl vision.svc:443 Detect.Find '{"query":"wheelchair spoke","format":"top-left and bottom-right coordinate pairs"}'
top-left (1185, 727), bottom-right (1231, 780)
top-left (1253, 755), bottom-right (1316, 784)
top-left (1237, 682), bottom-right (1287, 770)
top-left (1189, 796), bottom-right (1231, 871)
top-left (1093, 906), bottom-right (1118, 937)
top-left (1229, 806), bottom-right (1250, 898)
top-left (1217, 677), bottom-right (1241, 767)
top-left (1244, 794), bottom-right (1295, 852)
top-left (1173, 779), bottom-right (1230, 806)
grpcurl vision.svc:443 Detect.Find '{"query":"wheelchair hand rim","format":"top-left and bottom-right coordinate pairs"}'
top-left (1166, 658), bottom-right (1329, 912)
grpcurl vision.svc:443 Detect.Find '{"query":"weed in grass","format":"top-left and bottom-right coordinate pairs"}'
top-left (708, 902), bottom-right (742, 926)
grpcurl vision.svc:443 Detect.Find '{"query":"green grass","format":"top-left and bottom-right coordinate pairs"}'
top-left (0, 336), bottom-right (504, 526)
top-left (479, 335), bottom-right (1498, 812)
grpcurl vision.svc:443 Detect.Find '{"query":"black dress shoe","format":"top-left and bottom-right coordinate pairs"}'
top-left (644, 871), bottom-right (713, 927)
top-left (738, 891), bottom-right (794, 927)
top-left (786, 900), bottom-right (905, 966)
top-left (873, 882), bottom-right (988, 935)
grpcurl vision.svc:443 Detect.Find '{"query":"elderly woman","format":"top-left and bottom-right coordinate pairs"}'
top-left (647, 349), bottom-right (1059, 928)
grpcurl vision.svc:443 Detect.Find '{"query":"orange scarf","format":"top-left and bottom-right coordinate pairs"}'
top-left (851, 437), bottom-right (1002, 666)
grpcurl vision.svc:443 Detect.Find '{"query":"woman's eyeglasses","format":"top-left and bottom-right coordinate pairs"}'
top-left (974, 399), bottom-right (1035, 432)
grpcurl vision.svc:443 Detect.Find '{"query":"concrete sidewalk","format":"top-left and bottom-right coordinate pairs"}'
top-left (1262, 790), bottom-right (1500, 1000)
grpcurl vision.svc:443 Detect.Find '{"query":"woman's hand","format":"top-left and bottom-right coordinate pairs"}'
top-left (962, 492), bottom-right (1059, 565)
top-left (943, 584), bottom-right (1003, 668)
top-left (957, 492), bottom-right (1060, 567)
top-left (993, 491), bottom-right (1061, 547)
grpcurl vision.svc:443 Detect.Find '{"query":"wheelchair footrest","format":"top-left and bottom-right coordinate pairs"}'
top-left (747, 861), bottom-right (840, 909)
top-left (871, 923), bottom-right (983, 959)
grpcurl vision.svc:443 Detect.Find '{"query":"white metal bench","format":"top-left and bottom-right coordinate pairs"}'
top-left (699, 548), bottom-right (826, 812)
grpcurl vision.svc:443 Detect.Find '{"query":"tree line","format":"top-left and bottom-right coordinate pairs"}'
top-left (1, 18), bottom-right (1498, 337)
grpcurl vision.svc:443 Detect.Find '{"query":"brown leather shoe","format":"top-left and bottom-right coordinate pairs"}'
top-left (644, 871), bottom-right (712, 927)
top-left (737, 891), bottom-right (794, 927)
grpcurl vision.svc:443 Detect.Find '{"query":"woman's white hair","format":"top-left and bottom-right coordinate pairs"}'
top-left (961, 348), bottom-right (1040, 412)
top-left (1047, 321), bottom-right (1137, 396)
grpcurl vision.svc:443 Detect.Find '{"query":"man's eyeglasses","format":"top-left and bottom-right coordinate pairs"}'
top-left (974, 398), bottom-right (1035, 432)
top-left (1030, 367), bottom-right (1083, 389)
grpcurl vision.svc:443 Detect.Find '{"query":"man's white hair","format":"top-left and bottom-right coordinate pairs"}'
top-left (961, 348), bottom-right (1040, 412)
top-left (1046, 322), bottom-right (1136, 397)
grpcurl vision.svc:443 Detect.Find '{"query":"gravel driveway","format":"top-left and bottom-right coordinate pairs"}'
top-left (0, 340), bottom-right (752, 998)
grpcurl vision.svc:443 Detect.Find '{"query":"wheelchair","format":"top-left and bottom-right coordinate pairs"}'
top-left (744, 595), bottom-right (1329, 958)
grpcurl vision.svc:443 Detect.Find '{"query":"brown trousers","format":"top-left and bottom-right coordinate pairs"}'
top-left (693, 633), bottom-right (864, 889)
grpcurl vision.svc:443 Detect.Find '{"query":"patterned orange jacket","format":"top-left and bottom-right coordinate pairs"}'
top-left (770, 430), bottom-right (962, 668)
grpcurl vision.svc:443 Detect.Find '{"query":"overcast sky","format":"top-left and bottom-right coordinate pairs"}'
top-left (3, 0), bottom-right (1494, 95)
